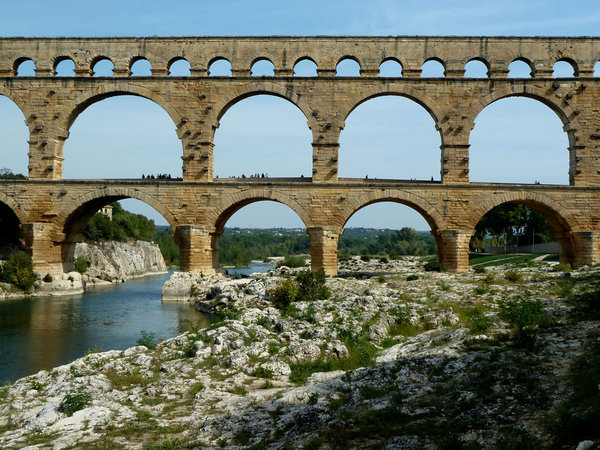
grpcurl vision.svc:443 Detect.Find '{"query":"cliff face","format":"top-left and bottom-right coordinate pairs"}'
top-left (0, 241), bottom-right (168, 299)
top-left (74, 241), bottom-right (167, 282)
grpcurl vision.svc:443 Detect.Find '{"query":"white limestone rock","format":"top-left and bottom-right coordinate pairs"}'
top-left (74, 240), bottom-right (167, 282)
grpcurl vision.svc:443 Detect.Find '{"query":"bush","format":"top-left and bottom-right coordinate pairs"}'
top-left (406, 274), bottom-right (419, 281)
top-left (270, 269), bottom-right (330, 310)
top-left (270, 278), bottom-right (299, 310)
top-left (73, 256), bottom-right (89, 274)
top-left (42, 273), bottom-right (53, 283)
top-left (136, 330), bottom-right (157, 349)
top-left (296, 269), bottom-right (330, 302)
top-left (554, 262), bottom-right (572, 273)
top-left (360, 255), bottom-right (370, 262)
top-left (59, 391), bottom-right (92, 416)
top-left (0, 252), bottom-right (36, 291)
top-left (498, 298), bottom-right (552, 334)
top-left (505, 269), bottom-right (522, 282)
top-left (277, 255), bottom-right (306, 268)
top-left (424, 260), bottom-right (444, 272)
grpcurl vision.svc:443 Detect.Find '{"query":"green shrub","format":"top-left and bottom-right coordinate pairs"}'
top-left (73, 256), bottom-right (89, 274)
top-left (379, 257), bottom-right (388, 264)
top-left (377, 274), bottom-right (386, 283)
top-left (465, 305), bottom-right (494, 333)
top-left (42, 273), bottom-right (53, 283)
top-left (484, 272), bottom-right (496, 285)
top-left (406, 274), bottom-right (419, 281)
top-left (270, 278), bottom-right (299, 310)
top-left (498, 298), bottom-right (552, 334)
top-left (473, 266), bottom-right (486, 274)
top-left (505, 269), bottom-right (522, 282)
top-left (296, 269), bottom-right (330, 302)
top-left (424, 260), bottom-right (444, 272)
top-left (474, 285), bottom-right (489, 295)
top-left (59, 391), bottom-right (92, 416)
top-left (360, 255), bottom-right (370, 262)
top-left (277, 255), bottom-right (306, 268)
top-left (0, 252), bottom-right (36, 291)
top-left (554, 262), bottom-right (572, 273)
top-left (569, 289), bottom-right (600, 320)
top-left (136, 330), bottom-right (157, 349)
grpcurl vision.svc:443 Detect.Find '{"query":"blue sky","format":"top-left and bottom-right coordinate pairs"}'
top-left (0, 0), bottom-right (598, 230)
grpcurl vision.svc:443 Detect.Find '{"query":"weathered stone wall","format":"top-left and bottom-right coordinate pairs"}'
top-left (1, 178), bottom-right (600, 275)
top-left (1, 36), bottom-right (600, 275)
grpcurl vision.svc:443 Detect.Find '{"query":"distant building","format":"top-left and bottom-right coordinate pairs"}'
top-left (99, 205), bottom-right (113, 221)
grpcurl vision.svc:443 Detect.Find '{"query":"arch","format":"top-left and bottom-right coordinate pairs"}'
top-left (0, 93), bottom-right (29, 175)
top-left (66, 86), bottom-right (181, 132)
top-left (0, 193), bottom-right (26, 226)
top-left (91, 56), bottom-right (114, 76)
top-left (213, 82), bottom-right (314, 129)
top-left (212, 189), bottom-right (314, 233)
top-left (208, 57), bottom-right (232, 76)
top-left (0, 199), bottom-right (23, 252)
top-left (464, 58), bottom-right (489, 78)
top-left (508, 58), bottom-right (533, 78)
top-left (251, 58), bottom-right (274, 76)
top-left (467, 193), bottom-right (577, 263)
top-left (471, 85), bottom-right (580, 150)
top-left (553, 59), bottom-right (576, 78)
top-left (293, 57), bottom-right (318, 76)
top-left (470, 94), bottom-right (571, 184)
top-left (336, 57), bottom-right (361, 76)
top-left (340, 190), bottom-right (445, 233)
top-left (168, 57), bottom-right (191, 76)
top-left (379, 58), bottom-right (403, 77)
top-left (64, 95), bottom-right (183, 179)
top-left (53, 56), bottom-right (75, 76)
top-left (13, 58), bottom-right (35, 76)
top-left (594, 61), bottom-right (600, 77)
top-left (58, 189), bottom-right (177, 267)
top-left (213, 94), bottom-right (313, 178)
top-left (344, 90), bottom-right (443, 132)
top-left (130, 57), bottom-right (152, 76)
top-left (421, 58), bottom-right (445, 77)
top-left (339, 95), bottom-right (441, 180)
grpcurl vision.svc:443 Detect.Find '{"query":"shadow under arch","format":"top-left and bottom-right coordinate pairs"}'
top-left (468, 192), bottom-right (577, 265)
top-left (340, 191), bottom-right (446, 262)
top-left (57, 188), bottom-right (177, 270)
top-left (0, 199), bottom-right (24, 253)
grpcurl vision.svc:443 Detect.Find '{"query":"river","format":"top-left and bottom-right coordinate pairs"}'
top-left (0, 262), bottom-right (275, 385)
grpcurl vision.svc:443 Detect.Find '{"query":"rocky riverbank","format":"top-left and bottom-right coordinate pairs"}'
top-left (0, 240), bottom-right (167, 299)
top-left (0, 257), bottom-right (598, 448)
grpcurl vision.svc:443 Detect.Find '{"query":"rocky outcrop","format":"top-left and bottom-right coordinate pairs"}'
top-left (0, 258), bottom-right (598, 448)
top-left (0, 241), bottom-right (167, 299)
top-left (74, 241), bottom-right (167, 282)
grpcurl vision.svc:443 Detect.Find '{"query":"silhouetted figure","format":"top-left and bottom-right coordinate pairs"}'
top-left (261, 173), bottom-right (265, 178)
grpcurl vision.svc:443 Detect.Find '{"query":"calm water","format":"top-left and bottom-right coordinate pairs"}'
top-left (0, 263), bottom-right (276, 385)
top-left (0, 271), bottom-right (207, 385)
top-left (226, 261), bottom-right (276, 276)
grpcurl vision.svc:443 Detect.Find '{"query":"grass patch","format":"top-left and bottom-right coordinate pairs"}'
top-left (289, 330), bottom-right (377, 383)
top-left (105, 368), bottom-right (159, 388)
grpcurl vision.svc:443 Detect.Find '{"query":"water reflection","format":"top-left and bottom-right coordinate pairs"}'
top-left (0, 271), bottom-right (208, 384)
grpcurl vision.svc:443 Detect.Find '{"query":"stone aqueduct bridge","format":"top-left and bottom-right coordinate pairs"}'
top-left (1, 36), bottom-right (600, 276)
